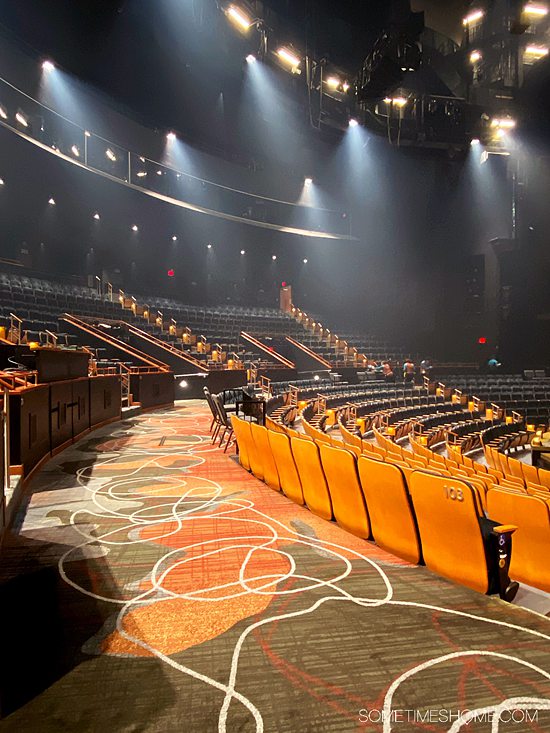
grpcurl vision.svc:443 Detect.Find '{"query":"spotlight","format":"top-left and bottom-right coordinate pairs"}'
top-left (303, 258), bottom-right (308, 264)
top-left (166, 131), bottom-right (176, 141)
top-left (470, 50), bottom-right (482, 63)
top-left (342, 81), bottom-right (350, 92)
top-left (277, 47), bottom-right (301, 70)
top-left (179, 379), bottom-right (189, 389)
top-left (85, 130), bottom-right (91, 138)
top-left (491, 117), bottom-right (516, 129)
top-left (393, 97), bottom-right (408, 108)
top-left (524, 4), bottom-right (548, 16)
top-left (348, 118), bottom-right (359, 127)
top-left (471, 138), bottom-right (480, 145)
top-left (383, 97), bottom-right (392, 104)
top-left (0, 178), bottom-right (4, 185)
top-left (131, 224), bottom-right (138, 232)
top-left (172, 235), bottom-right (177, 241)
top-left (326, 76), bottom-right (340, 90)
top-left (525, 44), bottom-right (549, 57)
top-left (106, 148), bottom-right (117, 162)
top-left (0, 106), bottom-right (7, 119)
top-left (246, 54), bottom-right (257, 64)
top-left (304, 177), bottom-right (313, 185)
top-left (156, 170), bottom-right (163, 176)
top-left (240, 249), bottom-right (245, 255)
top-left (463, 9), bottom-right (484, 25)
top-left (226, 5), bottom-right (252, 30)
top-left (271, 254), bottom-right (277, 260)
top-left (136, 171), bottom-right (147, 177)
top-left (15, 112), bottom-right (28, 127)
top-left (93, 212), bottom-right (100, 220)
top-left (48, 197), bottom-right (56, 205)
top-left (314, 374), bottom-right (320, 381)
top-left (207, 243), bottom-right (212, 249)
top-left (71, 145), bottom-right (80, 157)
top-left (42, 60), bottom-right (55, 71)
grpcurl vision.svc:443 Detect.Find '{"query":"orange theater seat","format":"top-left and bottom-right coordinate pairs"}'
top-left (250, 423), bottom-right (280, 491)
top-left (487, 489), bottom-right (550, 593)
top-left (319, 444), bottom-right (371, 539)
top-left (409, 471), bottom-right (517, 598)
top-left (358, 456), bottom-right (421, 564)
top-left (290, 437), bottom-right (333, 520)
top-left (268, 431), bottom-right (305, 505)
top-left (230, 415), bottom-right (251, 472)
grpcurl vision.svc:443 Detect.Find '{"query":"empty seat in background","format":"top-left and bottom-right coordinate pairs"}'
top-left (319, 444), bottom-right (371, 539)
top-left (357, 455), bottom-right (421, 564)
top-left (268, 431), bottom-right (304, 505)
top-left (409, 471), bottom-right (518, 600)
top-left (290, 437), bottom-right (332, 520)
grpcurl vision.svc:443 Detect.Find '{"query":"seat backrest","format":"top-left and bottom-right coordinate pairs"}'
top-left (487, 488), bottom-right (550, 592)
top-left (408, 471), bottom-right (490, 594)
top-left (251, 423), bottom-right (280, 491)
top-left (521, 461), bottom-right (540, 486)
top-left (357, 456), bottom-right (421, 564)
top-left (230, 415), bottom-right (251, 471)
top-left (290, 437), bottom-right (332, 520)
top-left (319, 444), bottom-right (371, 539)
top-left (268, 431), bottom-right (304, 505)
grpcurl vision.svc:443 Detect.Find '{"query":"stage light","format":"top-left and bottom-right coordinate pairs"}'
top-left (246, 54), bottom-right (256, 63)
top-left (226, 5), bottom-right (252, 30)
top-left (15, 112), bottom-right (28, 127)
top-left (240, 249), bottom-right (245, 254)
top-left (393, 97), bottom-right (408, 108)
top-left (272, 254), bottom-right (277, 260)
top-left (277, 47), bottom-right (301, 70)
top-left (491, 117), bottom-right (516, 129)
top-left (48, 197), bottom-right (56, 205)
top-left (85, 130), bottom-right (91, 137)
top-left (166, 131), bottom-right (176, 141)
top-left (167, 269), bottom-right (175, 277)
top-left (471, 138), bottom-right (480, 145)
top-left (179, 379), bottom-right (189, 389)
top-left (525, 44), bottom-right (549, 57)
top-left (42, 60), bottom-right (55, 71)
top-left (131, 224), bottom-right (138, 232)
top-left (326, 76), bottom-right (340, 90)
top-left (93, 212), bottom-right (100, 220)
top-left (0, 106), bottom-right (7, 119)
top-left (0, 178), bottom-right (4, 185)
top-left (478, 336), bottom-right (487, 345)
top-left (304, 177), bottom-right (313, 185)
top-left (156, 170), bottom-right (163, 176)
top-left (470, 50), bottom-right (482, 63)
top-left (71, 145), bottom-right (80, 157)
top-left (524, 4), bottom-right (548, 16)
top-left (106, 148), bottom-right (117, 162)
top-left (342, 81), bottom-right (350, 92)
top-left (463, 9), bottom-right (484, 25)
top-left (303, 258), bottom-right (308, 264)
top-left (383, 97), bottom-right (392, 104)
top-left (172, 235), bottom-right (177, 241)
top-left (207, 243), bottom-right (212, 249)
top-left (348, 118), bottom-right (359, 127)
top-left (314, 374), bottom-right (320, 381)
top-left (136, 171), bottom-right (147, 177)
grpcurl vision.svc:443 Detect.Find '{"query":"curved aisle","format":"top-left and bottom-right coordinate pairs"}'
top-left (1, 402), bottom-right (549, 732)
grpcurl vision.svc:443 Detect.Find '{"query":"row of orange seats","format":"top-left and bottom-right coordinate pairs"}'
top-left (231, 415), bottom-right (523, 600)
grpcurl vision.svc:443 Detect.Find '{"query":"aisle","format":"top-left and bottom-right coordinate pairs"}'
top-left (1, 401), bottom-right (549, 732)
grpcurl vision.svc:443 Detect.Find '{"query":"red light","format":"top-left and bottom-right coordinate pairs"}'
top-left (167, 269), bottom-right (175, 277)
top-left (281, 281), bottom-right (287, 288)
top-left (478, 337), bottom-right (487, 345)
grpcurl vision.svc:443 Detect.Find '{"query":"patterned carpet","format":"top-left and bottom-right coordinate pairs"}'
top-left (1, 401), bottom-right (550, 732)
